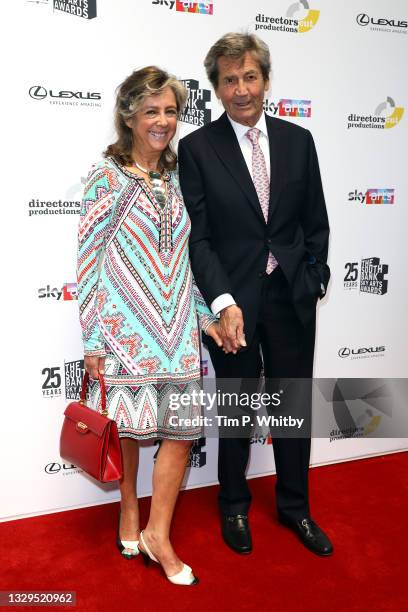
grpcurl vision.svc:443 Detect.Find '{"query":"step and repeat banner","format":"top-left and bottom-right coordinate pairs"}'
top-left (3, 0), bottom-right (407, 520)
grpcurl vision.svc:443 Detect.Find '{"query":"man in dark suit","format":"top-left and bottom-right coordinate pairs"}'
top-left (178, 33), bottom-right (333, 556)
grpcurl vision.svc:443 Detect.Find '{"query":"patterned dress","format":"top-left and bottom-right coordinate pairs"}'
top-left (77, 156), bottom-right (216, 440)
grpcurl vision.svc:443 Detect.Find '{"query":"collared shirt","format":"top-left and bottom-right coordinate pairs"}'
top-left (210, 112), bottom-right (271, 316)
top-left (228, 112), bottom-right (271, 180)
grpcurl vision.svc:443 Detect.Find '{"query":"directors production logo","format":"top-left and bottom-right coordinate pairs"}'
top-left (28, 198), bottom-right (81, 217)
top-left (179, 79), bottom-right (211, 126)
top-left (255, 0), bottom-right (319, 34)
top-left (344, 257), bottom-right (389, 295)
top-left (347, 96), bottom-right (404, 130)
top-left (348, 189), bottom-right (395, 205)
top-left (264, 98), bottom-right (311, 118)
top-left (338, 346), bottom-right (385, 360)
top-left (356, 12), bottom-right (407, 35)
top-left (28, 85), bottom-right (102, 108)
top-left (152, 1), bottom-right (213, 15)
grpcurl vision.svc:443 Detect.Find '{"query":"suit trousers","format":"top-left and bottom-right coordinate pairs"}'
top-left (207, 266), bottom-right (316, 521)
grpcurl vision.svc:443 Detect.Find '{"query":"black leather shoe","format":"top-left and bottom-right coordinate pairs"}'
top-left (221, 514), bottom-right (252, 554)
top-left (279, 517), bottom-right (333, 556)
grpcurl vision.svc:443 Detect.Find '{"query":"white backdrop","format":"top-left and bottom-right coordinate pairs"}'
top-left (2, 0), bottom-right (407, 521)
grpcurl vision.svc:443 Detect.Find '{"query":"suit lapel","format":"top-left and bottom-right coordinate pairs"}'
top-left (266, 115), bottom-right (285, 224)
top-left (206, 113), bottom-right (265, 223)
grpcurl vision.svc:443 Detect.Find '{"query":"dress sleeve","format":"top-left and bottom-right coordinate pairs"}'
top-left (77, 163), bottom-right (115, 356)
top-left (193, 278), bottom-right (218, 334)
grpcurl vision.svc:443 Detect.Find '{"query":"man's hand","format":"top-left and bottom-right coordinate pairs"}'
top-left (206, 321), bottom-right (223, 348)
top-left (219, 305), bottom-right (246, 354)
top-left (84, 355), bottom-right (106, 380)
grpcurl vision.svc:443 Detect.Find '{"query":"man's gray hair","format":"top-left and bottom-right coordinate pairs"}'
top-left (204, 32), bottom-right (271, 89)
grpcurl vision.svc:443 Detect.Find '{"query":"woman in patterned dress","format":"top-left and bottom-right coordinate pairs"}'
top-left (77, 67), bottom-right (222, 585)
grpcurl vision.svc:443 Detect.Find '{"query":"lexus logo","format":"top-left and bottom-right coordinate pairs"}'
top-left (338, 347), bottom-right (350, 358)
top-left (29, 85), bottom-right (47, 100)
top-left (44, 462), bottom-right (77, 474)
top-left (45, 462), bottom-right (61, 474)
top-left (356, 13), bottom-right (369, 26)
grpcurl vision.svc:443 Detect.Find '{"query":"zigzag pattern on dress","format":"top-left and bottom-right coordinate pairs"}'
top-left (79, 158), bottom-right (216, 439)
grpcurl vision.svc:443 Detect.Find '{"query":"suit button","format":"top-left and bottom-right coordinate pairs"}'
top-left (258, 271), bottom-right (264, 278)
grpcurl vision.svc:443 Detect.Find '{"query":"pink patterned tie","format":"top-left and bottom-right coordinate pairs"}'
top-left (246, 128), bottom-right (278, 274)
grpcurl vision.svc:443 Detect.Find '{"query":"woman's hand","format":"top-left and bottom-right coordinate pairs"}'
top-left (84, 355), bottom-right (106, 380)
top-left (205, 321), bottom-right (223, 348)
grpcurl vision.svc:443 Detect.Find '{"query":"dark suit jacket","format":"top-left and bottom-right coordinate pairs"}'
top-left (178, 112), bottom-right (330, 345)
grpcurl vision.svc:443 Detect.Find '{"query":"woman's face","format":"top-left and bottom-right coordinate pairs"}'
top-left (126, 86), bottom-right (178, 157)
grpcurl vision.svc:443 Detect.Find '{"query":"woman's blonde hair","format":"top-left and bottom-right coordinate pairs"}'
top-left (104, 66), bottom-right (187, 170)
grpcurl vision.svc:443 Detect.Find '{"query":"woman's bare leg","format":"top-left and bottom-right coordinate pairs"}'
top-left (140, 439), bottom-right (192, 576)
top-left (118, 437), bottom-right (140, 553)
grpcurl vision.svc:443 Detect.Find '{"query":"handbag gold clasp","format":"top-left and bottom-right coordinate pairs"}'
top-left (76, 421), bottom-right (88, 432)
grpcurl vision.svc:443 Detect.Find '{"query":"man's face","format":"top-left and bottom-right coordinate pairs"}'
top-left (214, 51), bottom-right (269, 126)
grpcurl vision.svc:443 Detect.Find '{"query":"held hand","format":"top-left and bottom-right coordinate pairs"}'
top-left (219, 305), bottom-right (246, 354)
top-left (84, 355), bottom-right (106, 380)
top-left (205, 321), bottom-right (223, 348)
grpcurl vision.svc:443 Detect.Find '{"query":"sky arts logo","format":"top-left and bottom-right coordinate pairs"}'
top-left (338, 346), bottom-right (385, 360)
top-left (250, 434), bottom-right (273, 445)
top-left (344, 258), bottom-right (389, 295)
top-left (152, 1), bottom-right (213, 14)
top-left (347, 96), bottom-right (404, 130)
top-left (264, 98), bottom-right (311, 118)
top-left (179, 79), bottom-right (211, 126)
top-left (53, 0), bottom-right (97, 19)
top-left (28, 85), bottom-right (101, 108)
top-left (38, 283), bottom-right (78, 301)
top-left (255, 1), bottom-right (319, 34)
top-left (356, 12), bottom-right (407, 34)
top-left (348, 189), bottom-right (395, 205)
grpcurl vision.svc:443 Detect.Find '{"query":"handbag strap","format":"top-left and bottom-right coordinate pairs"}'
top-left (80, 371), bottom-right (108, 417)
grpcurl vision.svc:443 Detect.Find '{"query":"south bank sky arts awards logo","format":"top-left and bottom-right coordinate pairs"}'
top-left (348, 189), bottom-right (395, 205)
top-left (26, 0), bottom-right (97, 19)
top-left (152, 1), bottom-right (213, 14)
top-left (347, 97), bottom-right (404, 130)
top-left (344, 257), bottom-right (389, 295)
top-left (41, 359), bottom-right (84, 400)
top-left (53, 0), bottom-right (97, 19)
top-left (255, 0), bottom-right (319, 34)
top-left (179, 80), bottom-right (211, 126)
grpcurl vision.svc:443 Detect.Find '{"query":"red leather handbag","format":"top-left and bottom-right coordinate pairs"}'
top-left (60, 372), bottom-right (123, 482)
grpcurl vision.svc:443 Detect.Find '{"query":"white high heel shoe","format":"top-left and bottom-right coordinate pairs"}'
top-left (139, 531), bottom-right (198, 586)
top-left (116, 512), bottom-right (139, 559)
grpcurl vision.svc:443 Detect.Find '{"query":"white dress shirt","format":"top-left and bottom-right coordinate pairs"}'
top-left (210, 113), bottom-right (270, 316)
